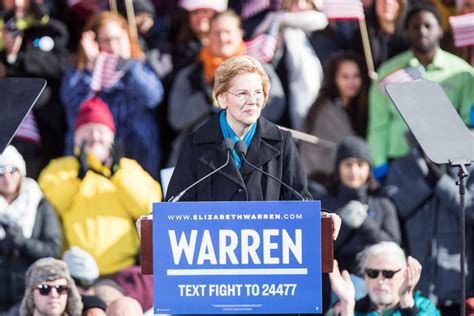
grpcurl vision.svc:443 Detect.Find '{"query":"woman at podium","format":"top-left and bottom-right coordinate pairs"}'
top-left (165, 55), bottom-right (312, 202)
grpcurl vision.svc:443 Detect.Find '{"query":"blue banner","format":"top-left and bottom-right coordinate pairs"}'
top-left (153, 201), bottom-right (322, 314)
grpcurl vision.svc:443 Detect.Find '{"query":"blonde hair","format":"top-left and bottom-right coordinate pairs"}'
top-left (75, 11), bottom-right (144, 70)
top-left (214, 55), bottom-right (270, 106)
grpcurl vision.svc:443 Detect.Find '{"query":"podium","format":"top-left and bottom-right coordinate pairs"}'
top-left (140, 215), bottom-right (334, 275)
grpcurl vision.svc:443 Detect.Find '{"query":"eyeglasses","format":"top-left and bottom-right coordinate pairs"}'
top-left (35, 284), bottom-right (69, 296)
top-left (226, 90), bottom-right (264, 103)
top-left (0, 165), bottom-right (18, 176)
top-left (365, 268), bottom-right (401, 279)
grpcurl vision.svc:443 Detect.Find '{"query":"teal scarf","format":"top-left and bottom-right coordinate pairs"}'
top-left (219, 110), bottom-right (257, 169)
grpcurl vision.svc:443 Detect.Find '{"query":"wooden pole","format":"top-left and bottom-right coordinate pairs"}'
top-left (109, 0), bottom-right (118, 13)
top-left (277, 125), bottom-right (336, 149)
top-left (358, 19), bottom-right (378, 80)
top-left (124, 0), bottom-right (138, 40)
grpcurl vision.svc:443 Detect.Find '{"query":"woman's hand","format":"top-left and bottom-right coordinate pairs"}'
top-left (322, 212), bottom-right (342, 240)
top-left (81, 31), bottom-right (100, 69)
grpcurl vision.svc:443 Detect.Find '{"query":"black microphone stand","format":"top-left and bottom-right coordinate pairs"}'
top-left (235, 140), bottom-right (307, 201)
top-left (169, 139), bottom-right (234, 202)
top-left (449, 159), bottom-right (471, 316)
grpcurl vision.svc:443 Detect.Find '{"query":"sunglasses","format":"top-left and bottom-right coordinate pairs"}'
top-left (365, 268), bottom-right (401, 279)
top-left (35, 284), bottom-right (69, 296)
top-left (0, 165), bottom-right (18, 176)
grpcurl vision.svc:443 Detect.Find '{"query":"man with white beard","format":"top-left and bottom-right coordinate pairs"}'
top-left (328, 241), bottom-right (439, 315)
top-left (38, 96), bottom-right (162, 277)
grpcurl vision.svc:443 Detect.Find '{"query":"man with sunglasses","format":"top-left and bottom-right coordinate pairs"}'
top-left (329, 242), bottom-right (439, 315)
top-left (19, 257), bottom-right (83, 316)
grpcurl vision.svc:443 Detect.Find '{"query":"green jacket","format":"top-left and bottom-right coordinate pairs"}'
top-left (367, 48), bottom-right (474, 167)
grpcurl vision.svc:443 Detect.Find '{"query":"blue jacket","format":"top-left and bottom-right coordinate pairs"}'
top-left (61, 61), bottom-right (164, 179)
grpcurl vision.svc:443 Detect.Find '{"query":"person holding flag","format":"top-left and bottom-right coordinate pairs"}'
top-left (60, 11), bottom-right (164, 179)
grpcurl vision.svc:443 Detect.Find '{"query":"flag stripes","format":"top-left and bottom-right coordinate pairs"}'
top-left (449, 13), bottom-right (474, 47)
top-left (322, 0), bottom-right (365, 21)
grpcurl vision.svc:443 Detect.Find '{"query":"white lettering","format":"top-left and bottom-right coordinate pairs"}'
top-left (197, 230), bottom-right (217, 264)
top-left (219, 230), bottom-right (239, 264)
top-left (169, 230), bottom-right (197, 264)
top-left (282, 229), bottom-right (302, 264)
top-left (241, 230), bottom-right (261, 264)
top-left (263, 229), bottom-right (279, 264)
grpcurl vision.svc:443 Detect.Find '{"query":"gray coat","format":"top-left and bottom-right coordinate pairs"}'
top-left (385, 150), bottom-right (474, 306)
top-left (0, 198), bottom-right (62, 312)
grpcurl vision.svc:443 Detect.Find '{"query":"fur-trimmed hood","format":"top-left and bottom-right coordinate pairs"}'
top-left (19, 257), bottom-right (83, 316)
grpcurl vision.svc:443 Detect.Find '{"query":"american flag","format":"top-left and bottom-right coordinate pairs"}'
top-left (241, 0), bottom-right (283, 19)
top-left (245, 14), bottom-right (280, 63)
top-left (322, 0), bottom-right (365, 21)
top-left (378, 66), bottom-right (424, 92)
top-left (449, 13), bottom-right (474, 47)
top-left (90, 53), bottom-right (132, 92)
top-left (14, 112), bottom-right (41, 144)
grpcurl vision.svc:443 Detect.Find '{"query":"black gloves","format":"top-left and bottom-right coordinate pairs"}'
top-left (1, 221), bottom-right (26, 256)
top-left (109, 138), bottom-right (124, 176)
top-left (5, 222), bottom-right (26, 247)
top-left (76, 141), bottom-right (89, 180)
top-left (75, 139), bottom-right (124, 179)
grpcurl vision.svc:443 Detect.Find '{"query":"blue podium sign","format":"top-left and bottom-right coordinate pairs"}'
top-left (152, 201), bottom-right (322, 314)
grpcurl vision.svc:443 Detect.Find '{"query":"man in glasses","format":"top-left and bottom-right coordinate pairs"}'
top-left (18, 257), bottom-right (83, 316)
top-left (329, 241), bottom-right (440, 315)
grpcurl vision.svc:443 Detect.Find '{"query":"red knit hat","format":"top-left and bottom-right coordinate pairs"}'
top-left (75, 96), bottom-right (116, 133)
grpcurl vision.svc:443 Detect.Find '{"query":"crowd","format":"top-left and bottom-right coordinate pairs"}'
top-left (0, 0), bottom-right (473, 315)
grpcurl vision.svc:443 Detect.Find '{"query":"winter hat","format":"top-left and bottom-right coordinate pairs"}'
top-left (75, 96), bottom-right (116, 133)
top-left (118, 0), bottom-right (156, 18)
top-left (63, 246), bottom-right (100, 287)
top-left (133, 0), bottom-right (156, 17)
top-left (335, 136), bottom-right (373, 169)
top-left (20, 257), bottom-right (83, 316)
top-left (179, 0), bottom-right (227, 12)
top-left (0, 145), bottom-right (26, 177)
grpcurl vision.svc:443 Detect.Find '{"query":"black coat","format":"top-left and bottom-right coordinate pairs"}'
top-left (165, 113), bottom-right (312, 202)
top-left (0, 198), bottom-right (62, 312)
top-left (321, 184), bottom-right (401, 273)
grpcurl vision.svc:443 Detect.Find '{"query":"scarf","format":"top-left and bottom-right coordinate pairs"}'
top-left (199, 42), bottom-right (247, 83)
top-left (0, 178), bottom-right (42, 239)
top-left (219, 110), bottom-right (257, 169)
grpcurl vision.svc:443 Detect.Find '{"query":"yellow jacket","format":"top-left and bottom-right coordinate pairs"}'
top-left (39, 157), bottom-right (162, 275)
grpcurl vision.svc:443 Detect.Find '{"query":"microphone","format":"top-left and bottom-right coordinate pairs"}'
top-left (234, 140), bottom-right (307, 201)
top-left (168, 139), bottom-right (235, 202)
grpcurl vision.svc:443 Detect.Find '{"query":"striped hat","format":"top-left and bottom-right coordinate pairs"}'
top-left (179, 0), bottom-right (227, 12)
